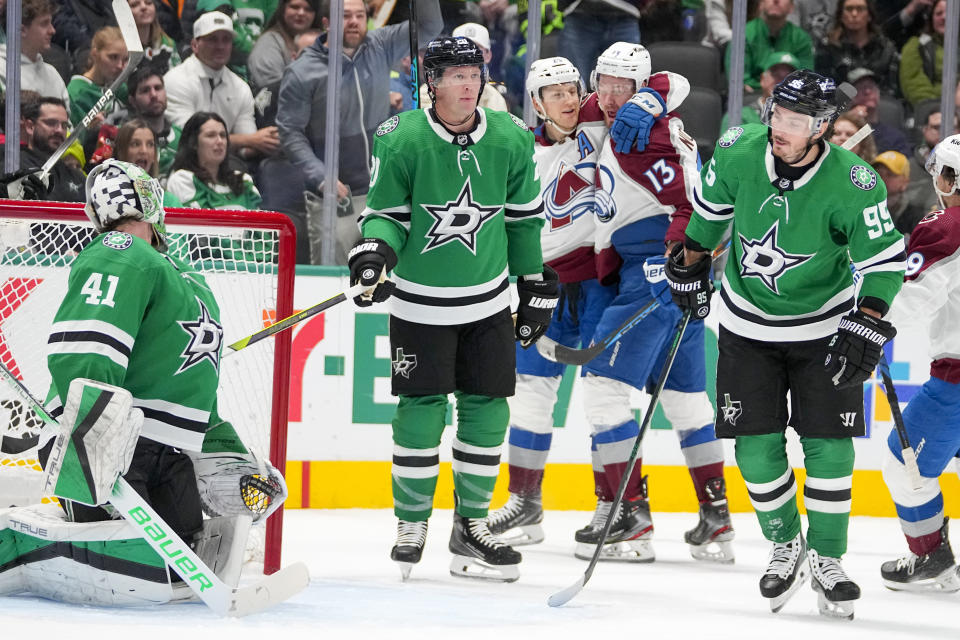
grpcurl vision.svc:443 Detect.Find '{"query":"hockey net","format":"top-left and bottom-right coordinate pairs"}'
top-left (0, 202), bottom-right (295, 574)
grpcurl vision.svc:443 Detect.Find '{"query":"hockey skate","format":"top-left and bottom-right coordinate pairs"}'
top-left (684, 478), bottom-right (735, 564)
top-left (449, 513), bottom-right (521, 582)
top-left (759, 533), bottom-right (809, 613)
top-left (809, 549), bottom-right (860, 620)
top-left (487, 493), bottom-right (545, 546)
top-left (390, 519), bottom-right (428, 581)
top-left (574, 498), bottom-right (613, 544)
top-left (881, 520), bottom-right (960, 593)
top-left (575, 480), bottom-right (654, 563)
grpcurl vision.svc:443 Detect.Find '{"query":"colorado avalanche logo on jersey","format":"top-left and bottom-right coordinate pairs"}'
top-left (421, 177), bottom-right (501, 254)
top-left (738, 220), bottom-right (813, 294)
top-left (545, 161), bottom-right (595, 231)
top-left (176, 297), bottom-right (223, 374)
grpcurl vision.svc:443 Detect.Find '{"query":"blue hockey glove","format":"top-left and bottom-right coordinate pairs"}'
top-left (610, 88), bottom-right (666, 154)
top-left (643, 255), bottom-right (674, 308)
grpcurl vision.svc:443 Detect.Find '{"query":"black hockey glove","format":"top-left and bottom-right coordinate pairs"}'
top-left (824, 309), bottom-right (896, 388)
top-left (347, 237), bottom-right (398, 307)
top-left (664, 243), bottom-right (713, 320)
top-left (516, 266), bottom-right (560, 348)
top-left (0, 168), bottom-right (47, 200)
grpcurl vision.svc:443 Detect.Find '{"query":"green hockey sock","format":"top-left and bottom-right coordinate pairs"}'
top-left (801, 436), bottom-right (854, 558)
top-left (391, 394), bottom-right (447, 521)
top-left (452, 392), bottom-right (508, 518)
top-left (735, 433), bottom-right (801, 543)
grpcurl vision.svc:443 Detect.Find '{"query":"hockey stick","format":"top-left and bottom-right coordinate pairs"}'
top-left (408, 0), bottom-right (419, 109)
top-left (877, 355), bottom-right (923, 490)
top-left (548, 309), bottom-right (692, 607)
top-left (841, 123), bottom-right (873, 152)
top-left (536, 299), bottom-right (659, 366)
top-left (0, 362), bottom-right (310, 617)
top-left (38, 0), bottom-right (144, 182)
top-left (226, 282), bottom-right (365, 353)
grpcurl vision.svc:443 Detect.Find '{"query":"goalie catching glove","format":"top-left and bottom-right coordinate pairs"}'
top-left (664, 243), bottom-right (713, 320)
top-left (824, 309), bottom-right (896, 388)
top-left (348, 237), bottom-right (398, 307)
top-left (515, 265), bottom-right (559, 348)
top-left (191, 452), bottom-right (288, 522)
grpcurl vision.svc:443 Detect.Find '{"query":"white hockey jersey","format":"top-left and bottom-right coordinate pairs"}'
top-left (887, 206), bottom-right (960, 383)
top-left (536, 72), bottom-right (690, 284)
top-left (591, 73), bottom-right (697, 284)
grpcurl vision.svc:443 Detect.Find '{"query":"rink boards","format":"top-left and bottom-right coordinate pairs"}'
top-left (280, 267), bottom-right (960, 515)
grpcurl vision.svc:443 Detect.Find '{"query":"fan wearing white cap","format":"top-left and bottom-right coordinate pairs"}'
top-left (418, 23), bottom-right (508, 112)
top-left (880, 133), bottom-right (960, 594)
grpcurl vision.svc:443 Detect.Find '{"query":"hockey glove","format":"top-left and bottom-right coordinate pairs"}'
top-left (515, 265), bottom-right (560, 348)
top-left (824, 309), bottom-right (896, 388)
top-left (610, 88), bottom-right (666, 154)
top-left (348, 237), bottom-right (398, 307)
top-left (664, 243), bottom-right (713, 320)
top-left (191, 452), bottom-right (289, 522)
top-left (0, 168), bottom-right (47, 200)
top-left (643, 255), bottom-right (675, 308)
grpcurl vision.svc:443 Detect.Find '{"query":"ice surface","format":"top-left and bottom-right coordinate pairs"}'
top-left (1, 510), bottom-right (957, 639)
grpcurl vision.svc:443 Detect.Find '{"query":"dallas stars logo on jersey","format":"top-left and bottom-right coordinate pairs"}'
top-left (739, 220), bottom-right (813, 294)
top-left (421, 177), bottom-right (501, 254)
top-left (176, 297), bottom-right (223, 374)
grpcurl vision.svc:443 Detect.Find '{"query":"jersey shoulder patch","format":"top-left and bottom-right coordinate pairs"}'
top-left (376, 115), bottom-right (400, 137)
top-left (849, 164), bottom-right (878, 191)
top-left (101, 231), bottom-right (134, 251)
top-left (509, 113), bottom-right (529, 131)
top-left (717, 126), bottom-right (744, 148)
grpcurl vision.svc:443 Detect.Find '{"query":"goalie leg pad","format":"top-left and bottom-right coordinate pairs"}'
top-left (192, 515), bottom-right (252, 589)
top-left (0, 504), bottom-right (175, 606)
top-left (42, 378), bottom-right (143, 506)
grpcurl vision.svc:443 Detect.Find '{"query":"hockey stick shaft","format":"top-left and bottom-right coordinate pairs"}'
top-left (549, 309), bottom-right (692, 607)
top-left (409, 0), bottom-right (419, 109)
top-left (39, 0), bottom-right (144, 181)
top-left (536, 299), bottom-right (660, 366)
top-left (841, 123), bottom-right (873, 152)
top-left (226, 282), bottom-right (365, 353)
top-left (0, 362), bottom-right (309, 617)
top-left (877, 356), bottom-right (923, 490)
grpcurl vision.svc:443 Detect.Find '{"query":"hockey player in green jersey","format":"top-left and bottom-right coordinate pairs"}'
top-left (665, 71), bottom-right (906, 619)
top-left (349, 36), bottom-right (558, 583)
top-left (0, 160), bottom-right (287, 608)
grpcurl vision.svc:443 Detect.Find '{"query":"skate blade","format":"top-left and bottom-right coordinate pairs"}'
top-left (495, 523), bottom-right (545, 547)
top-left (689, 539), bottom-right (735, 564)
top-left (575, 540), bottom-right (655, 563)
top-left (882, 566), bottom-right (960, 593)
top-left (815, 591), bottom-right (855, 620)
top-left (767, 563), bottom-right (810, 614)
top-left (395, 561), bottom-right (413, 581)
top-left (449, 554), bottom-right (520, 583)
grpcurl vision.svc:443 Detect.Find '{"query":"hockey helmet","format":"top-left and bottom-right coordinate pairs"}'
top-left (527, 57), bottom-right (583, 105)
top-left (422, 36), bottom-right (486, 102)
top-left (84, 159), bottom-right (167, 248)
top-left (590, 42), bottom-right (651, 93)
top-left (762, 70), bottom-right (851, 137)
top-left (926, 134), bottom-right (960, 200)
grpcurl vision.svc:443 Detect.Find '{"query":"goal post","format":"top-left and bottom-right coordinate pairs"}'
top-left (0, 201), bottom-right (296, 575)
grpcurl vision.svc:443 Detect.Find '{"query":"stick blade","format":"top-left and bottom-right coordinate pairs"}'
top-left (113, 0), bottom-right (145, 54)
top-left (548, 576), bottom-right (585, 608)
top-left (535, 336), bottom-right (560, 362)
top-left (228, 562), bottom-right (311, 617)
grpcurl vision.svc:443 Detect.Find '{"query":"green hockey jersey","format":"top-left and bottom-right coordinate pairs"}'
top-left (47, 231), bottom-right (227, 451)
top-left (361, 107), bottom-right (545, 325)
top-left (685, 124), bottom-right (906, 341)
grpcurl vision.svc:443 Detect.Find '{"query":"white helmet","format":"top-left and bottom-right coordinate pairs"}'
top-left (527, 57), bottom-right (583, 106)
top-left (84, 159), bottom-right (167, 248)
top-left (590, 42), bottom-right (651, 92)
top-left (926, 134), bottom-right (960, 204)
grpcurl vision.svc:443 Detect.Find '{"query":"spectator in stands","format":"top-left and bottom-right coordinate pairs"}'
top-left (249, 0), bottom-right (322, 91)
top-left (275, 0), bottom-right (442, 263)
top-left (167, 111), bottom-right (262, 209)
top-left (847, 67), bottom-right (910, 155)
top-left (129, 0), bottom-right (181, 75)
top-left (877, 0), bottom-right (931, 50)
top-left (558, 0), bottom-right (641, 85)
top-left (418, 24), bottom-right (508, 112)
top-left (52, 0), bottom-right (116, 74)
top-left (906, 107), bottom-right (958, 218)
top-left (721, 51), bottom-right (798, 130)
top-left (729, 0), bottom-right (815, 92)
top-left (0, 0), bottom-right (69, 106)
top-left (186, 0), bottom-right (277, 77)
top-left (164, 12), bottom-right (279, 161)
top-left (899, 0), bottom-right (950, 107)
top-left (789, 0), bottom-right (837, 45)
top-left (114, 117), bottom-right (183, 205)
top-left (66, 26), bottom-right (129, 127)
top-left (20, 97), bottom-right (86, 201)
top-left (830, 109), bottom-right (877, 161)
top-left (126, 65), bottom-right (181, 179)
top-left (872, 150), bottom-right (925, 234)
top-left (815, 0), bottom-right (898, 95)
top-left (702, 0), bottom-right (733, 50)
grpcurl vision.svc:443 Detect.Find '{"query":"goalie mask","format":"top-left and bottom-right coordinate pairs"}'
top-left (590, 42), bottom-right (651, 94)
top-left (84, 159), bottom-right (167, 250)
top-left (926, 134), bottom-right (960, 206)
top-left (526, 57), bottom-right (583, 135)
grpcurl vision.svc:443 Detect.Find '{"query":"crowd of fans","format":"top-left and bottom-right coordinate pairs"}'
top-left (0, 0), bottom-right (958, 261)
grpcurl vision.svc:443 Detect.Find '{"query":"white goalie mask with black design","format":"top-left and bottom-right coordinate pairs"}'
top-left (84, 159), bottom-right (168, 250)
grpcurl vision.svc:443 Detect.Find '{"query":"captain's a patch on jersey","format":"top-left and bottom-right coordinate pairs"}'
top-left (102, 231), bottom-right (133, 250)
top-left (718, 127), bottom-right (743, 148)
top-left (377, 115), bottom-right (400, 137)
top-left (510, 114), bottom-right (529, 131)
top-left (850, 165), bottom-right (877, 190)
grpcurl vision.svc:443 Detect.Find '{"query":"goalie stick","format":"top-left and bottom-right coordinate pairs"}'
top-left (877, 356), bottom-right (923, 491)
top-left (548, 309), bottom-right (692, 608)
top-left (0, 362), bottom-right (310, 617)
